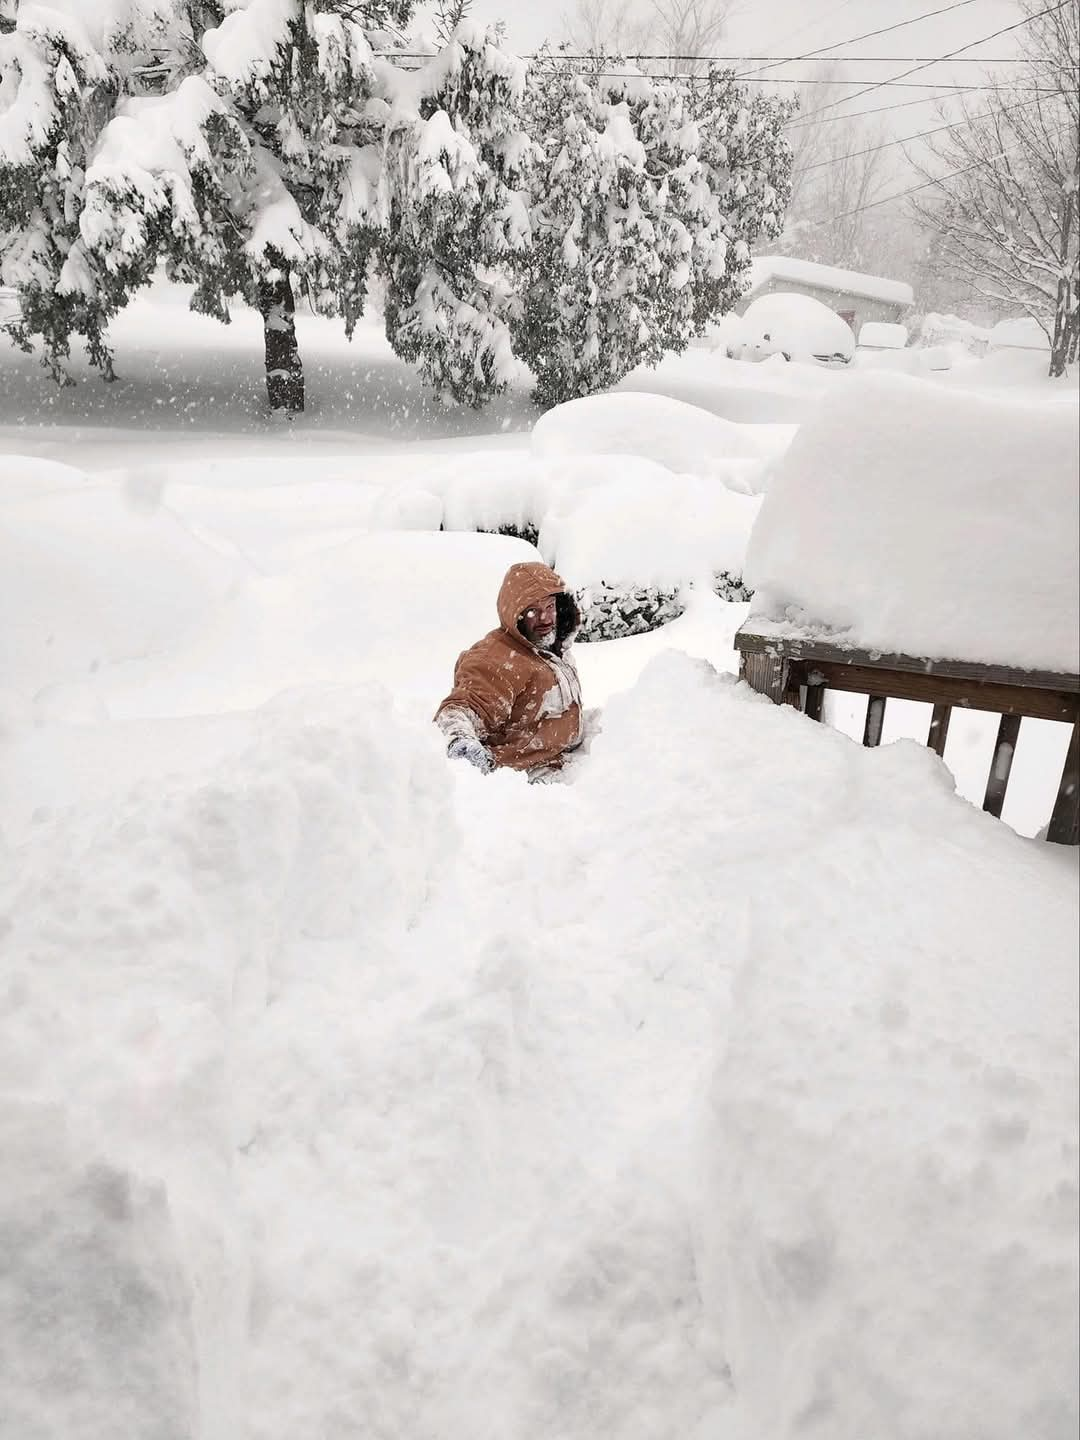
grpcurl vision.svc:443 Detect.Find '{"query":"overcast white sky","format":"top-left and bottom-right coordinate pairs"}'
top-left (415, 0), bottom-right (1028, 126)
top-left (437, 0), bottom-right (1024, 58)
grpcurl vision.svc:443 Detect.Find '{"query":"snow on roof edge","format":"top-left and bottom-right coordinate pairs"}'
top-left (749, 256), bottom-right (914, 308)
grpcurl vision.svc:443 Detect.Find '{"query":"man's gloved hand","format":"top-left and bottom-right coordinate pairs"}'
top-left (447, 736), bottom-right (494, 774)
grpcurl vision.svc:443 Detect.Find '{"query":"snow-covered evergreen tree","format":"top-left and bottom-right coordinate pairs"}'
top-left (515, 56), bottom-right (659, 408)
top-left (77, 0), bottom-right (410, 413)
top-left (376, 22), bottom-right (533, 407)
top-left (0, 0), bottom-right (175, 380)
top-left (686, 68), bottom-right (794, 333)
top-left (515, 54), bottom-right (792, 407)
top-left (2, 2), bottom-right (536, 414)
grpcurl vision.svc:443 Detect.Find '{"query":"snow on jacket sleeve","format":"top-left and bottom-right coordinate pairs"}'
top-left (435, 641), bottom-right (518, 743)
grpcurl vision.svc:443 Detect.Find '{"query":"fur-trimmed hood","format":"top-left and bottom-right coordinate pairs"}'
top-left (495, 562), bottom-right (580, 655)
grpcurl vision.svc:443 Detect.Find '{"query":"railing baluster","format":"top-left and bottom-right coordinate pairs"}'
top-left (983, 713), bottom-right (1022, 818)
top-left (927, 703), bottom-right (952, 757)
top-left (1047, 720), bottom-right (1080, 845)
top-left (862, 695), bottom-right (886, 747)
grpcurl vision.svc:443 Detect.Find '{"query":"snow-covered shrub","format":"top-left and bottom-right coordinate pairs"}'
top-left (574, 571), bottom-right (752, 643)
top-left (575, 580), bottom-right (685, 641)
top-left (714, 569), bottom-right (753, 602)
top-left (915, 312), bottom-right (990, 355)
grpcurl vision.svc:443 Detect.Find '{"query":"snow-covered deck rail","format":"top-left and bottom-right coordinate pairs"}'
top-left (734, 626), bottom-right (1080, 845)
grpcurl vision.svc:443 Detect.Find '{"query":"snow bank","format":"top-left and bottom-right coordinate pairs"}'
top-left (575, 656), bottom-right (1078, 1440)
top-left (1, 469), bottom-right (245, 699)
top-left (1, 1104), bottom-right (198, 1440)
top-left (990, 315), bottom-right (1050, 351)
top-left (532, 391), bottom-right (776, 472)
top-left (94, 530), bottom-right (540, 717)
top-left (539, 460), bottom-right (760, 589)
top-left (1, 684), bottom-right (455, 1438)
top-left (745, 374), bottom-right (1080, 673)
top-left (3, 645), bottom-right (1077, 1437)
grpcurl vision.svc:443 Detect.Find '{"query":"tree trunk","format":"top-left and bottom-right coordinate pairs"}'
top-left (258, 262), bottom-right (304, 414)
top-left (1049, 275), bottom-right (1073, 378)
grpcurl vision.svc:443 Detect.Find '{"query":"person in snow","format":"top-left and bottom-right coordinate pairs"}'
top-left (434, 561), bottom-right (584, 778)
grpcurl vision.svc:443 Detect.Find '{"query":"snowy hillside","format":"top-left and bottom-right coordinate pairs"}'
top-left (2, 284), bottom-right (1078, 1440)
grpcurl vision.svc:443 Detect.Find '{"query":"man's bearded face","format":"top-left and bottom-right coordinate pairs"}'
top-left (521, 594), bottom-right (558, 646)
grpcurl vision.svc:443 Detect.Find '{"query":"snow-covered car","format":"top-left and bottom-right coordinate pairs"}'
top-left (731, 292), bottom-right (855, 368)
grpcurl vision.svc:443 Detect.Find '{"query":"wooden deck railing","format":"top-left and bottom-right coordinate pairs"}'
top-left (734, 626), bottom-right (1080, 845)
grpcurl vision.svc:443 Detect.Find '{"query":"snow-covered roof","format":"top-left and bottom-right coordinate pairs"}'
top-left (748, 256), bottom-right (914, 309)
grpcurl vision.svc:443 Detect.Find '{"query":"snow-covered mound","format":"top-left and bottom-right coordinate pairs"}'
top-left (990, 315), bottom-right (1050, 351)
top-left (578, 656), bottom-right (1079, 1440)
top-left (745, 373), bottom-right (1080, 673)
top-left (531, 391), bottom-right (777, 475)
top-left (93, 529), bottom-right (540, 718)
top-left (1, 468), bottom-right (245, 700)
top-left (2, 1103), bottom-right (199, 1439)
top-left (4, 653), bottom-right (1076, 1439)
top-left (539, 463), bottom-right (759, 589)
top-left (2, 685), bottom-right (455, 1438)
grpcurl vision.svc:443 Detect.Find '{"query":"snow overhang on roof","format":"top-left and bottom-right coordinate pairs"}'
top-left (748, 256), bottom-right (915, 309)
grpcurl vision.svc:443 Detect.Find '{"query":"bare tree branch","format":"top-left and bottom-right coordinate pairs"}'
top-left (907, 6), bottom-right (1078, 375)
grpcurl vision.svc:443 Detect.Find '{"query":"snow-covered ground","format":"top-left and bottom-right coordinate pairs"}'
top-left (2, 285), bottom-right (1078, 1439)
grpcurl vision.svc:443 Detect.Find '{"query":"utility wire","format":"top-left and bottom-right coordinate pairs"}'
top-left (790, 87), bottom-right (983, 126)
top-left (800, 94), bottom-right (1052, 172)
top-left (498, 53), bottom-right (1034, 64)
top-left (795, 0), bottom-right (1071, 124)
top-left (532, 74), bottom-right (1055, 89)
top-left (739, 0), bottom-right (989, 78)
top-left (801, 124), bottom-right (1069, 225)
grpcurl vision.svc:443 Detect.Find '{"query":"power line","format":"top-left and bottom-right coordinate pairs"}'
top-left (515, 53), bottom-right (1032, 65)
top-left (795, 1), bottom-right (1070, 124)
top-left (800, 94), bottom-right (1051, 172)
top-left (790, 87), bottom-right (983, 127)
top-left (572, 74), bottom-right (1053, 91)
top-left (533, 74), bottom-right (1054, 89)
top-left (739, 0), bottom-right (989, 79)
top-left (801, 123), bottom-right (1070, 225)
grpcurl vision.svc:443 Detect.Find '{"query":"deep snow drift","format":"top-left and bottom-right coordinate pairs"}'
top-left (3, 657), bottom-right (1077, 1440)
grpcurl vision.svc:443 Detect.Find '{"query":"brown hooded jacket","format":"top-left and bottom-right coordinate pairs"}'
top-left (434, 562), bottom-right (583, 772)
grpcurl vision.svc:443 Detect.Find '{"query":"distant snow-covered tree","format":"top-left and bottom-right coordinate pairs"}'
top-left (910, 1), bottom-right (1079, 377)
top-left (515, 55), bottom-right (791, 406)
top-left (688, 68), bottom-right (794, 330)
top-left (377, 22), bottom-right (533, 406)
